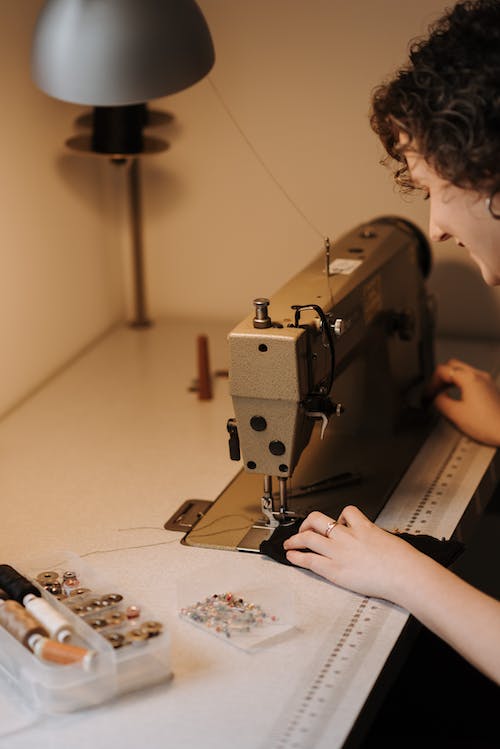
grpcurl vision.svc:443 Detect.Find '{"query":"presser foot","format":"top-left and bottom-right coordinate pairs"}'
top-left (257, 496), bottom-right (297, 529)
top-left (260, 496), bottom-right (280, 528)
top-left (235, 497), bottom-right (297, 552)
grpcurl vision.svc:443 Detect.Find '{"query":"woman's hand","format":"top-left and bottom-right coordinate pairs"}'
top-left (427, 359), bottom-right (500, 446)
top-left (283, 507), bottom-right (420, 600)
top-left (284, 509), bottom-right (500, 684)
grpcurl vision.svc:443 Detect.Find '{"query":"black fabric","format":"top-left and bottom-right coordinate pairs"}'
top-left (259, 522), bottom-right (465, 569)
top-left (259, 518), bottom-right (305, 565)
top-left (396, 532), bottom-right (464, 567)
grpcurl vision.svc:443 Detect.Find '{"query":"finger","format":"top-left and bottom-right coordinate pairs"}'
top-left (447, 358), bottom-right (473, 371)
top-left (285, 549), bottom-right (336, 578)
top-left (429, 365), bottom-right (475, 402)
top-left (426, 363), bottom-right (457, 397)
top-left (298, 511), bottom-right (337, 536)
top-left (427, 360), bottom-right (477, 398)
top-left (434, 391), bottom-right (465, 421)
top-left (337, 505), bottom-right (371, 528)
top-left (284, 528), bottom-right (337, 555)
top-left (446, 359), bottom-right (490, 382)
top-left (440, 366), bottom-right (478, 392)
top-left (446, 359), bottom-right (489, 378)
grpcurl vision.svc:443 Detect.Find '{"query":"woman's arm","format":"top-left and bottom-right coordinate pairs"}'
top-left (283, 507), bottom-right (500, 685)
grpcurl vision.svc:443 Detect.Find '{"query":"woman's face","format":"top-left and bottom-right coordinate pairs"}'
top-left (405, 150), bottom-right (500, 286)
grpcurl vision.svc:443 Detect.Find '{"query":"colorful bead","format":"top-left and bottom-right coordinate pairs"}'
top-left (180, 592), bottom-right (276, 638)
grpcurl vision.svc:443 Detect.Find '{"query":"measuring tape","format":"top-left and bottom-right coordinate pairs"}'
top-left (266, 422), bottom-right (496, 749)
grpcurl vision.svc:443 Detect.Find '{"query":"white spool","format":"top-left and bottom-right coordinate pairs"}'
top-left (23, 595), bottom-right (72, 642)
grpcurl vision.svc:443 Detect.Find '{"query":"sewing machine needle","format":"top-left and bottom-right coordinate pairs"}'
top-left (278, 477), bottom-right (288, 519)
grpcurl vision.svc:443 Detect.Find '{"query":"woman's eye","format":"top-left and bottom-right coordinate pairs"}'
top-left (422, 190), bottom-right (430, 201)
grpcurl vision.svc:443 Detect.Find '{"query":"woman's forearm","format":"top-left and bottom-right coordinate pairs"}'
top-left (393, 552), bottom-right (500, 685)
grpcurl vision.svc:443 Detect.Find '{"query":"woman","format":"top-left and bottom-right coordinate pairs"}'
top-left (284, 0), bottom-right (500, 686)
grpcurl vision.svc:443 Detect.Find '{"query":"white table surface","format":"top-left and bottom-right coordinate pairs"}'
top-left (0, 320), bottom-right (498, 749)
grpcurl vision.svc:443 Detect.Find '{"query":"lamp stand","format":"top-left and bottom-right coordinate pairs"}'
top-left (66, 104), bottom-right (169, 329)
top-left (128, 157), bottom-right (151, 328)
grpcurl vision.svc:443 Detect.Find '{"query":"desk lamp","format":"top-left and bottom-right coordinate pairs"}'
top-left (31, 0), bottom-right (215, 327)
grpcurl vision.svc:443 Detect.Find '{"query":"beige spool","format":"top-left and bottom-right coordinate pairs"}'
top-left (29, 635), bottom-right (95, 669)
top-left (0, 600), bottom-right (47, 646)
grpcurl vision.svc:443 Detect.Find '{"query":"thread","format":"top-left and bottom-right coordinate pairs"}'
top-left (0, 564), bottom-right (39, 602)
top-left (0, 565), bottom-right (73, 641)
top-left (28, 635), bottom-right (95, 670)
top-left (23, 595), bottom-right (72, 642)
top-left (207, 77), bottom-right (325, 241)
top-left (0, 600), bottom-right (47, 647)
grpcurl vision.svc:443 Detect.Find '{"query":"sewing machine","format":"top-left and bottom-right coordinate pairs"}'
top-left (179, 216), bottom-right (435, 551)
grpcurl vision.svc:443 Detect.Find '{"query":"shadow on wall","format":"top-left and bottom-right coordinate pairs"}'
top-left (55, 153), bottom-right (104, 213)
top-left (52, 112), bottom-right (185, 218)
top-left (429, 259), bottom-right (500, 340)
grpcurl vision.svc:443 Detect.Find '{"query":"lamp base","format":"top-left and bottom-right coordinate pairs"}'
top-left (129, 318), bottom-right (153, 330)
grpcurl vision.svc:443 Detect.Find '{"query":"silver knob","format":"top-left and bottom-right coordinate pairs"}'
top-left (332, 318), bottom-right (344, 336)
top-left (253, 298), bottom-right (272, 329)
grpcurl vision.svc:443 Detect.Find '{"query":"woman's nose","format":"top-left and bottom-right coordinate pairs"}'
top-left (429, 214), bottom-right (452, 243)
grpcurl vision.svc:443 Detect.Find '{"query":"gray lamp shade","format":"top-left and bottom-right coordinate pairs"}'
top-left (31, 0), bottom-right (215, 106)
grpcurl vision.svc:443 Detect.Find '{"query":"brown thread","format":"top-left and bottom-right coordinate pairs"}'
top-left (0, 600), bottom-right (47, 646)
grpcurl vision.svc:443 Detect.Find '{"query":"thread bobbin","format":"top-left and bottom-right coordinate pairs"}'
top-left (23, 595), bottom-right (72, 642)
top-left (0, 600), bottom-right (47, 647)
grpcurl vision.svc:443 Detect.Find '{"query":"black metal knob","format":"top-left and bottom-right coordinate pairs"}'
top-left (250, 416), bottom-right (267, 432)
top-left (269, 440), bottom-right (286, 456)
top-left (227, 418), bottom-right (241, 461)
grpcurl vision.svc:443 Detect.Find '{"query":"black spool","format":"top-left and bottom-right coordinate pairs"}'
top-left (0, 565), bottom-right (40, 603)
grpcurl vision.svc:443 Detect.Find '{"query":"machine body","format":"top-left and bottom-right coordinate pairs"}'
top-left (183, 216), bottom-right (435, 551)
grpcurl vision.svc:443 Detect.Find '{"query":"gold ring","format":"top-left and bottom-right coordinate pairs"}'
top-left (325, 520), bottom-right (337, 537)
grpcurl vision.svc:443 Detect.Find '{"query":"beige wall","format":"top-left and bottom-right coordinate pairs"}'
top-left (0, 1), bottom-right (125, 416)
top-left (145, 0), bottom-right (500, 336)
top-left (1, 1), bottom-right (499, 416)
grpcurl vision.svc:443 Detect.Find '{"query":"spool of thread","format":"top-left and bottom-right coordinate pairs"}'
top-left (23, 595), bottom-right (72, 642)
top-left (0, 565), bottom-right (38, 600)
top-left (0, 599), bottom-right (47, 647)
top-left (28, 634), bottom-right (96, 670)
top-left (0, 565), bottom-right (73, 642)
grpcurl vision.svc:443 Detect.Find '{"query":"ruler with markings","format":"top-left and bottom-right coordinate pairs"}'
top-left (265, 421), bottom-right (497, 749)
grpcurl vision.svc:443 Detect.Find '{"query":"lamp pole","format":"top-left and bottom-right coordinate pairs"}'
top-left (128, 157), bottom-right (151, 328)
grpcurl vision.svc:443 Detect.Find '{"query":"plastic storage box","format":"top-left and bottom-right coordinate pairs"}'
top-left (0, 552), bottom-right (171, 714)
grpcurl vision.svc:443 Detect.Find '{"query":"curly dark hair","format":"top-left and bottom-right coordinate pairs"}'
top-left (370, 0), bottom-right (500, 194)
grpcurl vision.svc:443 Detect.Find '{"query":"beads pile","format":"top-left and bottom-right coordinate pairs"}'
top-left (180, 592), bottom-right (277, 638)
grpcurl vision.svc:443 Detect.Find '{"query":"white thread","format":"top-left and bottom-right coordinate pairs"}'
top-left (24, 595), bottom-right (72, 642)
top-left (207, 77), bottom-right (326, 241)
